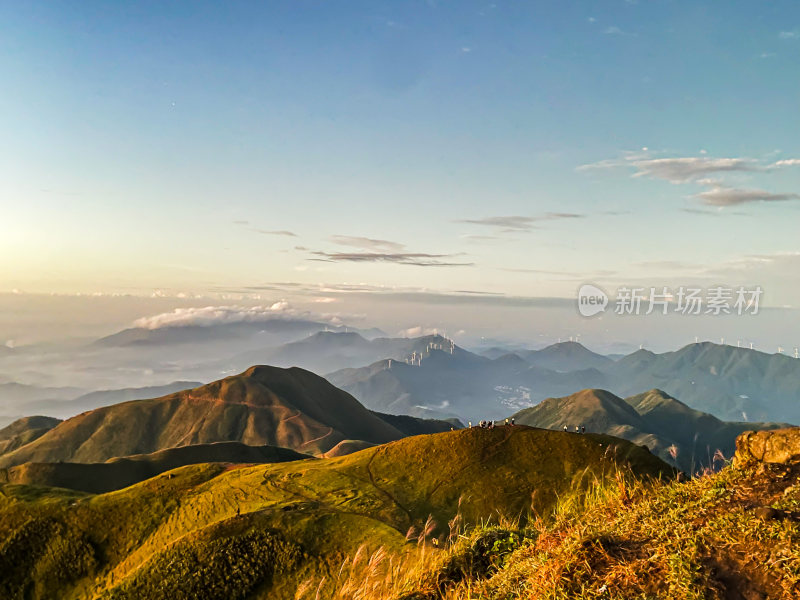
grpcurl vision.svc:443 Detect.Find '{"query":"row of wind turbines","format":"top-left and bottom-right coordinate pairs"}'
top-left (387, 333), bottom-right (455, 369)
top-left (561, 333), bottom-right (799, 358)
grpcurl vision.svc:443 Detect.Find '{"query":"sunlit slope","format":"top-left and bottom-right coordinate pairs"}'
top-left (0, 426), bottom-right (672, 600)
top-left (0, 366), bottom-right (411, 467)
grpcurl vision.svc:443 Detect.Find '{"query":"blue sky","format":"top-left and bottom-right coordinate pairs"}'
top-left (1, 1), bottom-right (799, 346)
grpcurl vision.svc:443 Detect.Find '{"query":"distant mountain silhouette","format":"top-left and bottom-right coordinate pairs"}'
top-left (332, 340), bottom-right (800, 425)
top-left (220, 332), bottom-right (465, 377)
top-left (604, 342), bottom-right (800, 423)
top-left (328, 345), bottom-right (608, 422)
top-left (518, 341), bottom-right (614, 371)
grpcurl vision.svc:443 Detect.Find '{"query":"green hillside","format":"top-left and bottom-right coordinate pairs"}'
top-left (0, 426), bottom-right (672, 600)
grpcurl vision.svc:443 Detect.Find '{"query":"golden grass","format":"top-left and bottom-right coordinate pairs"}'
top-left (326, 461), bottom-right (800, 600)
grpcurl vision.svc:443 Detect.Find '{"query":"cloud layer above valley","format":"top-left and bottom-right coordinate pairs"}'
top-left (132, 303), bottom-right (295, 330)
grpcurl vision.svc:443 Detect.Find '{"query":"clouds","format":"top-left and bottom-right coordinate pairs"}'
top-left (397, 325), bottom-right (441, 337)
top-left (456, 213), bottom-right (583, 232)
top-left (581, 153), bottom-right (800, 208)
top-left (695, 185), bottom-right (800, 207)
top-left (132, 303), bottom-right (295, 330)
top-left (631, 157), bottom-right (757, 183)
top-left (329, 235), bottom-right (405, 252)
top-left (580, 156), bottom-right (757, 183)
top-left (255, 230), bottom-right (298, 237)
top-left (233, 221), bottom-right (297, 237)
top-left (310, 251), bottom-right (474, 267)
top-left (773, 159), bottom-right (800, 168)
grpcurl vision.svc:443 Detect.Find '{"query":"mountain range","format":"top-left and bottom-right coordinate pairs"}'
top-left (0, 365), bottom-right (454, 468)
top-left (327, 338), bottom-right (800, 424)
top-left (512, 388), bottom-right (786, 471)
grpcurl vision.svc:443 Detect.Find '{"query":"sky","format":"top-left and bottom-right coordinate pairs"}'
top-left (1, 1), bottom-right (799, 349)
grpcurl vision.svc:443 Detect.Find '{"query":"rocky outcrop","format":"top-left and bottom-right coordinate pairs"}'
top-left (735, 427), bottom-right (800, 466)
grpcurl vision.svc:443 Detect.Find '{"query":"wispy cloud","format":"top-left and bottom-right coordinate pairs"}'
top-left (603, 25), bottom-right (636, 36)
top-left (581, 153), bottom-right (800, 209)
top-left (310, 251), bottom-right (474, 267)
top-left (580, 156), bottom-right (759, 183)
top-left (695, 185), bottom-right (800, 207)
top-left (254, 229), bottom-right (297, 237)
top-left (234, 221), bottom-right (297, 237)
top-left (456, 213), bottom-right (583, 232)
top-left (329, 235), bottom-right (405, 252)
top-left (779, 30), bottom-right (799, 39)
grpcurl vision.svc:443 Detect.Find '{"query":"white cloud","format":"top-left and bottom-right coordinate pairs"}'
top-left (397, 326), bottom-right (441, 337)
top-left (773, 159), bottom-right (800, 167)
top-left (779, 30), bottom-right (799, 39)
top-left (132, 303), bottom-right (296, 330)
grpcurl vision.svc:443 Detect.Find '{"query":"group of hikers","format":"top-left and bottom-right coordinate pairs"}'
top-left (469, 418), bottom-right (516, 428)
top-left (466, 420), bottom-right (586, 434)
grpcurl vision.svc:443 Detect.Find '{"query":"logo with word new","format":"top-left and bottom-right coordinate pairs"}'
top-left (578, 284), bottom-right (608, 317)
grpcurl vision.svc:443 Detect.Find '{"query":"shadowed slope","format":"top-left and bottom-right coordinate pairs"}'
top-left (1, 442), bottom-right (312, 494)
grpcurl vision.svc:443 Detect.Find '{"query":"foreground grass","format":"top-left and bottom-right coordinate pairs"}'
top-left (322, 462), bottom-right (800, 599)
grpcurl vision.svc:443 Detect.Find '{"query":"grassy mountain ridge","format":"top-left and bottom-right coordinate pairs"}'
top-left (1, 442), bottom-right (311, 494)
top-left (0, 416), bottom-right (62, 456)
top-left (0, 427), bottom-right (672, 599)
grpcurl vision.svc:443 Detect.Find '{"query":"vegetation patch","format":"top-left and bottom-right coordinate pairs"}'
top-left (104, 518), bottom-right (303, 600)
